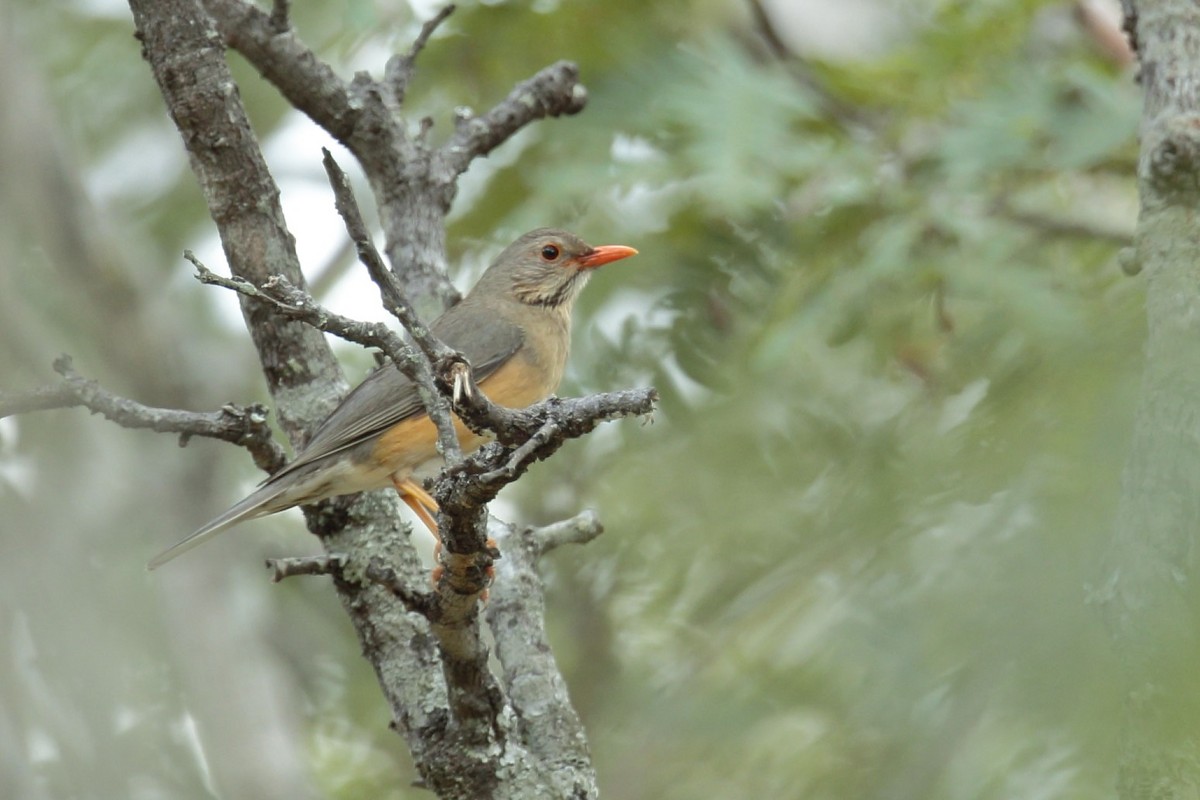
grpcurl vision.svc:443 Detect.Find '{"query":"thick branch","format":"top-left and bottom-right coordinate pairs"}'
top-left (485, 513), bottom-right (602, 797)
top-left (202, 0), bottom-right (363, 144)
top-left (1102, 2), bottom-right (1200, 796)
top-left (1, 355), bottom-right (285, 473)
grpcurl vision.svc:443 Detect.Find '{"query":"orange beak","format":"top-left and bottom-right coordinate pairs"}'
top-left (575, 245), bottom-right (638, 270)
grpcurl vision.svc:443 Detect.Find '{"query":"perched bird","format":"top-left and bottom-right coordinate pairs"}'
top-left (149, 228), bottom-right (637, 569)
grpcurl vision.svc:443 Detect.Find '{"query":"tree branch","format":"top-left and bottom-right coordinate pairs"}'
top-left (202, 0), bottom-right (363, 144)
top-left (1, 355), bottom-right (285, 473)
top-left (528, 508), bottom-right (604, 557)
top-left (1101, 2), bottom-right (1200, 796)
top-left (440, 61), bottom-right (588, 177)
top-left (432, 389), bottom-right (655, 602)
top-left (319, 150), bottom-right (462, 370)
top-left (310, 157), bottom-right (509, 729)
top-left (268, 0), bottom-right (289, 34)
top-left (485, 514), bottom-right (597, 796)
top-left (0, 382), bottom-right (77, 417)
top-left (384, 4), bottom-right (456, 106)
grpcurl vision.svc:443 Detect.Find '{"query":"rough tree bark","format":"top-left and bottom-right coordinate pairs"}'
top-left (0, 1), bottom-right (652, 797)
top-left (1101, 2), bottom-right (1200, 797)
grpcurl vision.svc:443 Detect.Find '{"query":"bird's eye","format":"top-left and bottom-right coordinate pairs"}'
top-left (540, 244), bottom-right (560, 261)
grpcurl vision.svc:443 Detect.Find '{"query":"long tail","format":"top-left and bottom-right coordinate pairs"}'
top-left (147, 482), bottom-right (292, 570)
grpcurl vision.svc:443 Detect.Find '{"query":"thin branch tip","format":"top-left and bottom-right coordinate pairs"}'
top-left (531, 509), bottom-right (605, 555)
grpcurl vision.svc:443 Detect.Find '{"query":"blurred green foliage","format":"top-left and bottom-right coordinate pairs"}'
top-left (5, 0), bottom-right (1143, 798)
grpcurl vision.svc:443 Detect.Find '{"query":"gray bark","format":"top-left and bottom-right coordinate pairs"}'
top-left (1103, 2), bottom-right (1200, 797)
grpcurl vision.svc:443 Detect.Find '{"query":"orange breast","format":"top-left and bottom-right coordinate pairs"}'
top-left (369, 354), bottom-right (560, 477)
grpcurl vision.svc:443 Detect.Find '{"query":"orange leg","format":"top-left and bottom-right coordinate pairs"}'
top-left (390, 475), bottom-right (496, 597)
top-left (391, 476), bottom-right (440, 540)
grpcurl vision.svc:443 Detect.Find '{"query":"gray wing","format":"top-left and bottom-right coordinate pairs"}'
top-left (269, 304), bottom-right (524, 480)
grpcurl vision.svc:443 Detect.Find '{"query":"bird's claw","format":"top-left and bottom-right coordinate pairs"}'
top-left (450, 361), bottom-right (474, 404)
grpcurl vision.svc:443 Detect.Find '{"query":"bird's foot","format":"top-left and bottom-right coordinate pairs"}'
top-left (432, 537), bottom-right (497, 601)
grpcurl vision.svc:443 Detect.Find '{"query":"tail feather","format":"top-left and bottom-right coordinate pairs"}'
top-left (147, 482), bottom-right (292, 570)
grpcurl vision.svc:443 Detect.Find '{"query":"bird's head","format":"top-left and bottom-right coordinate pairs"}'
top-left (475, 228), bottom-right (638, 311)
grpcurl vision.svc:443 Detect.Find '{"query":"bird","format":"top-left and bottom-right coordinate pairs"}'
top-left (148, 228), bottom-right (638, 569)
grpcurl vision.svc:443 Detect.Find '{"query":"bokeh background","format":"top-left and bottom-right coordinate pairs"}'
top-left (1, 1), bottom-right (1143, 797)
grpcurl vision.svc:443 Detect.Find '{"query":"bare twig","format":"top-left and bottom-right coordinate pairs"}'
top-left (385, 4), bottom-right (456, 106)
top-left (440, 61), bottom-right (587, 176)
top-left (475, 420), bottom-right (561, 485)
top-left (0, 382), bottom-right (77, 417)
top-left (267, 553), bottom-right (346, 582)
top-left (319, 151), bottom-right (459, 367)
top-left (432, 388), bottom-right (656, 587)
top-left (2, 355), bottom-right (285, 473)
top-left (529, 509), bottom-right (604, 557)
